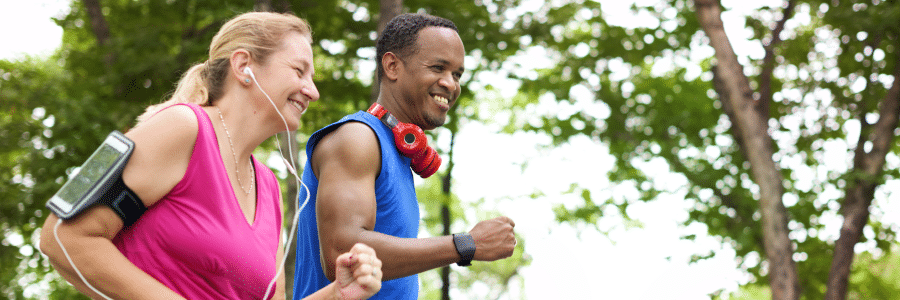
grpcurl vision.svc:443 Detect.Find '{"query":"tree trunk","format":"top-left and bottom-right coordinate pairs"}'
top-left (693, 1), bottom-right (800, 299)
top-left (758, 0), bottom-right (796, 110)
top-left (81, 0), bottom-right (114, 67)
top-left (254, 0), bottom-right (272, 12)
top-left (82, 0), bottom-right (110, 46)
top-left (371, 0), bottom-right (404, 102)
top-left (825, 55), bottom-right (900, 300)
top-left (441, 115), bottom-right (457, 300)
top-left (441, 203), bottom-right (451, 300)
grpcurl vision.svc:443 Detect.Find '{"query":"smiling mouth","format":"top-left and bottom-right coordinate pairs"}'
top-left (434, 95), bottom-right (449, 105)
top-left (289, 98), bottom-right (306, 114)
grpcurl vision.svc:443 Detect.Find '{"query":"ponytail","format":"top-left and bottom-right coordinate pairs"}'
top-left (136, 62), bottom-right (209, 124)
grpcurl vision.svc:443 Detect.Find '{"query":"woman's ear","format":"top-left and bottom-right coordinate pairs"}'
top-left (382, 52), bottom-right (403, 82)
top-left (230, 49), bottom-right (253, 84)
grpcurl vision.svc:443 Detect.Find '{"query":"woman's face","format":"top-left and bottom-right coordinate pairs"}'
top-left (251, 31), bottom-right (319, 132)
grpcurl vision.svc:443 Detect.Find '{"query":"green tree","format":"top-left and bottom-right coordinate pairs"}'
top-left (509, 0), bottom-right (899, 299)
top-left (1, 57), bottom-right (89, 300)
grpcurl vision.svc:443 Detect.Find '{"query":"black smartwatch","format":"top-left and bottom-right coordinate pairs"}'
top-left (452, 233), bottom-right (476, 267)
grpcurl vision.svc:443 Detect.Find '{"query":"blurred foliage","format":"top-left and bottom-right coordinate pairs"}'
top-left (715, 246), bottom-right (900, 300)
top-left (416, 171), bottom-right (532, 300)
top-left (501, 0), bottom-right (900, 298)
top-left (848, 246), bottom-right (900, 300)
top-left (1, 56), bottom-right (92, 300)
top-left (719, 284), bottom-right (772, 300)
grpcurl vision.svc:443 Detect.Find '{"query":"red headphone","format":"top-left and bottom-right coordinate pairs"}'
top-left (367, 103), bottom-right (441, 178)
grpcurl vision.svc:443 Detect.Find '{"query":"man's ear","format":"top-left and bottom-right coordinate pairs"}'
top-left (382, 52), bottom-right (403, 82)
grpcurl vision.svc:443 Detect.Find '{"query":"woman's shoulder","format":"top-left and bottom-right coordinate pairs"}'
top-left (127, 104), bottom-right (200, 144)
top-left (121, 104), bottom-right (202, 207)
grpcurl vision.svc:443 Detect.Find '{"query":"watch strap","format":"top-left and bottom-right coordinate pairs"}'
top-left (452, 233), bottom-right (476, 267)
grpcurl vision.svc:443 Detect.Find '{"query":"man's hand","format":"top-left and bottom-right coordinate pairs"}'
top-left (334, 243), bottom-right (383, 300)
top-left (469, 216), bottom-right (517, 261)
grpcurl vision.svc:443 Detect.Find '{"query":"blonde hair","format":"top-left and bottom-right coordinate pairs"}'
top-left (136, 12), bottom-right (312, 124)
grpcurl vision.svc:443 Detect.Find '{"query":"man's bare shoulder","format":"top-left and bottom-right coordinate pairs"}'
top-left (313, 121), bottom-right (381, 177)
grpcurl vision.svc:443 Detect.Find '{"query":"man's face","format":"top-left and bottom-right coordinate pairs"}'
top-left (395, 26), bottom-right (465, 130)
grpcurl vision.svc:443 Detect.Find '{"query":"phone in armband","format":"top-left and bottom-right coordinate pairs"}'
top-left (46, 130), bottom-right (146, 227)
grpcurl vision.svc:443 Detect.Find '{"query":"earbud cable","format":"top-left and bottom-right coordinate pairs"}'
top-left (54, 219), bottom-right (114, 300)
top-left (248, 71), bottom-right (311, 300)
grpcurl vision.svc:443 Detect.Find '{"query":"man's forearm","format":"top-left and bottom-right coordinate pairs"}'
top-left (328, 231), bottom-right (460, 281)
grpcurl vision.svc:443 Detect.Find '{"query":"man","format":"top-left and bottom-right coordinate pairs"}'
top-left (292, 13), bottom-right (517, 299)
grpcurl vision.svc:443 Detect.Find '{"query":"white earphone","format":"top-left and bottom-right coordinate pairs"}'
top-left (243, 66), bottom-right (256, 84)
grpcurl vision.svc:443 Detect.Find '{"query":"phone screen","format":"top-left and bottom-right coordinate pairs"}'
top-left (55, 143), bottom-right (124, 205)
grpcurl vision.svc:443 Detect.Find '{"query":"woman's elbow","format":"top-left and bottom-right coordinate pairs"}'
top-left (38, 215), bottom-right (63, 260)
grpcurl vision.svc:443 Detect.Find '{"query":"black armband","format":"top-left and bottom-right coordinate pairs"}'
top-left (98, 177), bottom-right (146, 228)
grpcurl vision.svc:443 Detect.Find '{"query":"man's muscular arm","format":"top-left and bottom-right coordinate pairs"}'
top-left (313, 121), bottom-right (517, 281)
top-left (312, 122), bottom-right (459, 281)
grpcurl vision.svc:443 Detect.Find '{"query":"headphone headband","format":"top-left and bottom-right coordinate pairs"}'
top-left (366, 103), bottom-right (441, 178)
top-left (366, 103), bottom-right (402, 130)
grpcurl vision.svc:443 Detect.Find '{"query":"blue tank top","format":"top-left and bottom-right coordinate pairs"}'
top-left (293, 111), bottom-right (420, 300)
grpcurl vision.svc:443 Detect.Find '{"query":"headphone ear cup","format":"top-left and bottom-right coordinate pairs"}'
top-left (392, 123), bottom-right (426, 157)
top-left (411, 147), bottom-right (441, 178)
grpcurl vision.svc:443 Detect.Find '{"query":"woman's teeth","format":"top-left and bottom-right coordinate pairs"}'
top-left (435, 95), bottom-right (448, 105)
top-left (290, 99), bottom-right (304, 112)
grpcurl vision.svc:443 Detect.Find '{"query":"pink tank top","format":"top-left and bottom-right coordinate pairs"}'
top-left (113, 103), bottom-right (282, 299)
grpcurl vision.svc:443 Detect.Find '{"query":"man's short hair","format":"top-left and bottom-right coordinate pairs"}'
top-left (375, 13), bottom-right (458, 83)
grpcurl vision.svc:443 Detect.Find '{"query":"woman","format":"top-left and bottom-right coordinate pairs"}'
top-left (39, 12), bottom-right (382, 300)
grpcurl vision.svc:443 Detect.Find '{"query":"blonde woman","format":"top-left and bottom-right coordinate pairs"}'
top-left (39, 12), bottom-right (381, 300)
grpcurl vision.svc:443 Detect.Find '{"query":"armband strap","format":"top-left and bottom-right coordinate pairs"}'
top-left (98, 177), bottom-right (146, 228)
top-left (452, 233), bottom-right (476, 267)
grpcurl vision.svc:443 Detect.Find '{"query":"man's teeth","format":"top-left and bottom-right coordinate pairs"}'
top-left (435, 95), bottom-right (448, 105)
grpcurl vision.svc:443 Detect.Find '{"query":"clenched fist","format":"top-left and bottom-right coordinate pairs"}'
top-left (334, 243), bottom-right (383, 299)
top-left (468, 216), bottom-right (516, 261)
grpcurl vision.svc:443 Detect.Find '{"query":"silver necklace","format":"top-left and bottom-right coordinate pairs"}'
top-left (216, 107), bottom-right (254, 196)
